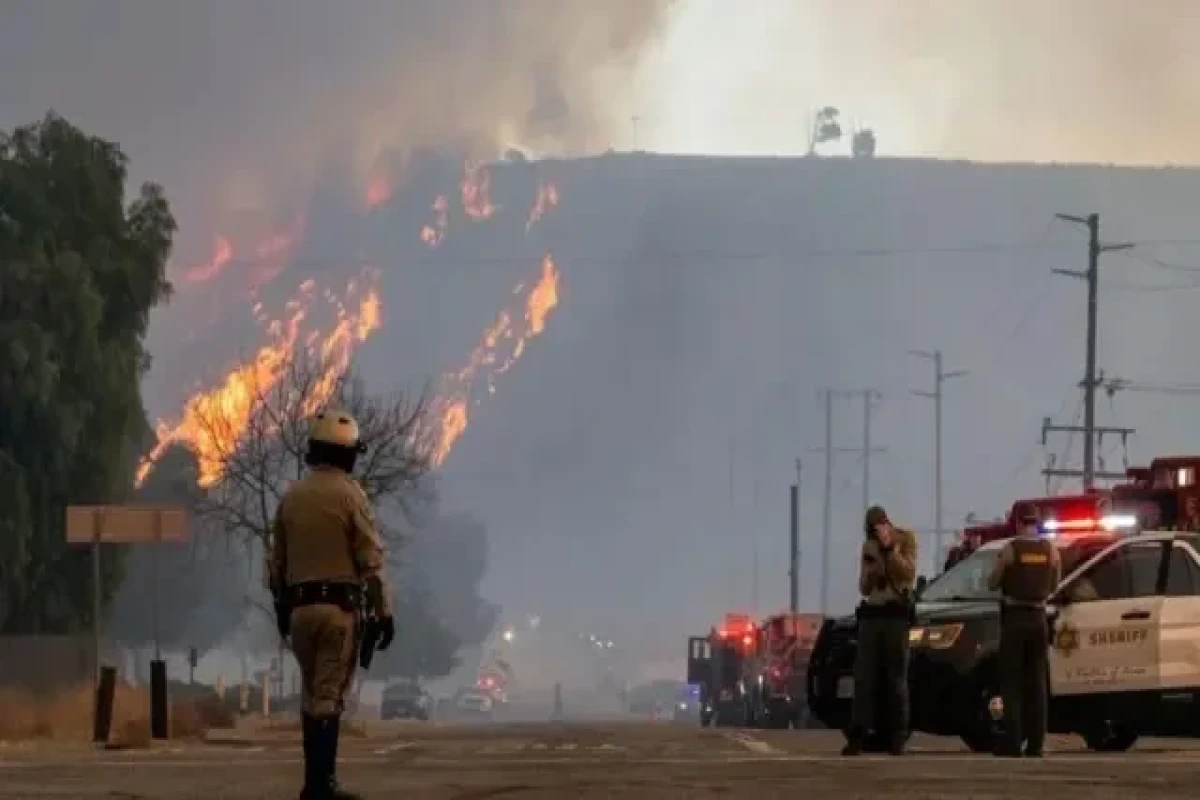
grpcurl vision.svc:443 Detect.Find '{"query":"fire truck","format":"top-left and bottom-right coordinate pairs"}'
top-left (686, 613), bottom-right (756, 727)
top-left (741, 612), bottom-right (824, 729)
top-left (943, 492), bottom-right (1118, 570)
top-left (1108, 455), bottom-right (1200, 531)
top-left (476, 654), bottom-right (513, 705)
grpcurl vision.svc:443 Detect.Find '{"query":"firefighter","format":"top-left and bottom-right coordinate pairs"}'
top-left (986, 512), bottom-right (1061, 758)
top-left (843, 505), bottom-right (919, 756)
top-left (268, 409), bottom-right (396, 799)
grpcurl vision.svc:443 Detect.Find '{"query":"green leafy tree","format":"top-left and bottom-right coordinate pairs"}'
top-left (0, 112), bottom-right (175, 633)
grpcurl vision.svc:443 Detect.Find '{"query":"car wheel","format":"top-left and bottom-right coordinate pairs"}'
top-left (960, 671), bottom-right (1002, 753)
top-left (1082, 722), bottom-right (1139, 752)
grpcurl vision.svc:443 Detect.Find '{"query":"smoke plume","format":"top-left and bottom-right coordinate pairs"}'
top-left (793, 0), bottom-right (1200, 164)
top-left (0, 1), bottom-right (675, 246)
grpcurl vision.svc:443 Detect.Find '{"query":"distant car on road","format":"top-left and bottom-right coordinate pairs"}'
top-left (380, 681), bottom-right (431, 721)
top-left (448, 687), bottom-right (495, 721)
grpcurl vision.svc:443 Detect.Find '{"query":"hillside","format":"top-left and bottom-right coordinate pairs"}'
top-left (146, 153), bottom-right (1200, 654)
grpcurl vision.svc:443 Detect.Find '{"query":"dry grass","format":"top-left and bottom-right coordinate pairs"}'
top-left (0, 683), bottom-right (235, 746)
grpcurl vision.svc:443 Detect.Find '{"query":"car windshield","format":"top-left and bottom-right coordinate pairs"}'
top-left (920, 548), bottom-right (1000, 602)
top-left (921, 536), bottom-right (1113, 603)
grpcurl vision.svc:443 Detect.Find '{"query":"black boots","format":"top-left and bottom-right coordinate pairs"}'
top-left (842, 728), bottom-right (907, 756)
top-left (841, 728), bottom-right (864, 756)
top-left (300, 715), bottom-right (362, 800)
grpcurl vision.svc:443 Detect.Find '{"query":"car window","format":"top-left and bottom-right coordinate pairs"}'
top-left (1065, 541), bottom-right (1163, 602)
top-left (1166, 546), bottom-right (1200, 597)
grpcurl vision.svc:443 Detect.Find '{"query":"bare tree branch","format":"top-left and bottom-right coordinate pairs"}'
top-left (188, 350), bottom-right (435, 557)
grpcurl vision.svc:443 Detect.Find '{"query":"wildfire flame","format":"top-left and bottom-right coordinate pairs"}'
top-left (526, 181), bottom-right (559, 232)
top-left (365, 174), bottom-right (395, 209)
top-left (179, 216), bottom-right (305, 290)
top-left (429, 254), bottom-right (560, 466)
top-left (139, 159), bottom-right (562, 488)
top-left (461, 161), bottom-right (497, 220)
top-left (182, 236), bottom-right (233, 283)
top-left (135, 275), bottom-right (381, 488)
top-left (419, 195), bottom-right (449, 248)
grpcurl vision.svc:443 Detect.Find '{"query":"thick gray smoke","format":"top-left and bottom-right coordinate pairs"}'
top-left (793, 0), bottom-right (1200, 163)
top-left (0, 0), bottom-right (675, 252)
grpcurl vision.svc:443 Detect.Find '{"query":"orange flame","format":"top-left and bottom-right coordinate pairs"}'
top-left (365, 174), bottom-right (394, 209)
top-left (461, 161), bottom-right (497, 220)
top-left (429, 253), bottom-right (560, 466)
top-left (135, 275), bottom-right (382, 488)
top-left (420, 195), bottom-right (449, 248)
top-left (179, 216), bottom-right (305, 291)
top-left (526, 181), bottom-right (559, 232)
top-left (182, 236), bottom-right (234, 283)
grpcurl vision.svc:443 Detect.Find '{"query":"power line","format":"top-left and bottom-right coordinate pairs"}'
top-left (810, 389), bottom-right (885, 615)
top-left (174, 236), bottom-right (1200, 274)
top-left (909, 349), bottom-right (967, 562)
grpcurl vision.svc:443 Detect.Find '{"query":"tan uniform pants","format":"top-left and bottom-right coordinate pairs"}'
top-left (290, 604), bottom-right (358, 718)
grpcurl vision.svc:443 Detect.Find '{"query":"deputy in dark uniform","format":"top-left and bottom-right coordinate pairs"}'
top-left (843, 505), bottom-right (919, 756)
top-left (268, 409), bottom-right (396, 799)
top-left (987, 513), bottom-right (1061, 758)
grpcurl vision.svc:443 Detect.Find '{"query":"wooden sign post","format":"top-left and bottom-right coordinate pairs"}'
top-left (66, 505), bottom-right (188, 741)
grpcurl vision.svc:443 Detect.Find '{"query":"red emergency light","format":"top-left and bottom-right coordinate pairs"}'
top-left (1042, 514), bottom-right (1137, 536)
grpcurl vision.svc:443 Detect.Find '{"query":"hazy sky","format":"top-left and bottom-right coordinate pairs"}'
top-left (639, 0), bottom-right (1200, 164)
top-left (7, 1), bottom-right (1200, 667)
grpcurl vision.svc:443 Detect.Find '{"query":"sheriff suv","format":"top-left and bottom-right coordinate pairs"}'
top-left (807, 525), bottom-right (1200, 752)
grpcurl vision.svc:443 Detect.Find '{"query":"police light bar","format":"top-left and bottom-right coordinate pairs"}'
top-left (1041, 514), bottom-right (1138, 534)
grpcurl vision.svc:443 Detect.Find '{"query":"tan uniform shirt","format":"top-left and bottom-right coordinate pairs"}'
top-left (268, 466), bottom-right (392, 615)
top-left (987, 536), bottom-right (1062, 606)
top-left (858, 527), bottom-right (919, 605)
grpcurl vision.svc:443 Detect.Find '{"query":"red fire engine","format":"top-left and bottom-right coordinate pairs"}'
top-left (687, 613), bottom-right (758, 727)
top-left (941, 455), bottom-right (1200, 569)
top-left (741, 611), bottom-right (824, 729)
top-left (942, 492), bottom-right (1122, 570)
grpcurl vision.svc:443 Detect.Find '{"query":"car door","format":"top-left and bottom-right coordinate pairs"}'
top-left (1154, 540), bottom-right (1200, 732)
top-left (1049, 537), bottom-right (1168, 698)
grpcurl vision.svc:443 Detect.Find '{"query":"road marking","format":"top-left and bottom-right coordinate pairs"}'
top-left (7, 749), bottom-right (1200, 770)
top-left (372, 741), bottom-right (416, 755)
top-left (723, 732), bottom-right (781, 755)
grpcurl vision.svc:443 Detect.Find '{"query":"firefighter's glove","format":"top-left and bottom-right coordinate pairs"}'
top-left (274, 600), bottom-right (291, 639)
top-left (377, 616), bottom-right (395, 651)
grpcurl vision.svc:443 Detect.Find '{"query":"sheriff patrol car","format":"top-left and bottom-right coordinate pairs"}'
top-left (807, 520), bottom-right (1200, 752)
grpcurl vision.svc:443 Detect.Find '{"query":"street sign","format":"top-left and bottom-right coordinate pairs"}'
top-left (65, 504), bottom-right (190, 741)
top-left (65, 506), bottom-right (188, 544)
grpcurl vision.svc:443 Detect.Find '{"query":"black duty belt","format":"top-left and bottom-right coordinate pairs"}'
top-left (855, 601), bottom-right (912, 620)
top-left (289, 581), bottom-right (362, 610)
top-left (1001, 598), bottom-right (1046, 609)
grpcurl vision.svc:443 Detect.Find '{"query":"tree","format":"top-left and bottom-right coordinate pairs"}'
top-left (106, 445), bottom-right (247, 656)
top-left (405, 512), bottom-right (499, 650)
top-left (807, 106), bottom-right (843, 155)
top-left (189, 353), bottom-right (433, 560)
top-left (371, 575), bottom-right (461, 680)
top-left (0, 113), bottom-right (175, 634)
top-left (172, 352), bottom-right (458, 669)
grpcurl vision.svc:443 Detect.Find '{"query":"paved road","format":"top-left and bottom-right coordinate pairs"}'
top-left (2, 723), bottom-right (1199, 798)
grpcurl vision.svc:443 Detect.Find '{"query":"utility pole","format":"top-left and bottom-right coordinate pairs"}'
top-left (811, 389), bottom-right (886, 615)
top-left (861, 389), bottom-right (881, 512)
top-left (789, 459), bottom-right (800, 614)
top-left (1040, 417), bottom-right (1135, 485)
top-left (1052, 212), bottom-right (1133, 491)
top-left (909, 350), bottom-right (967, 563)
